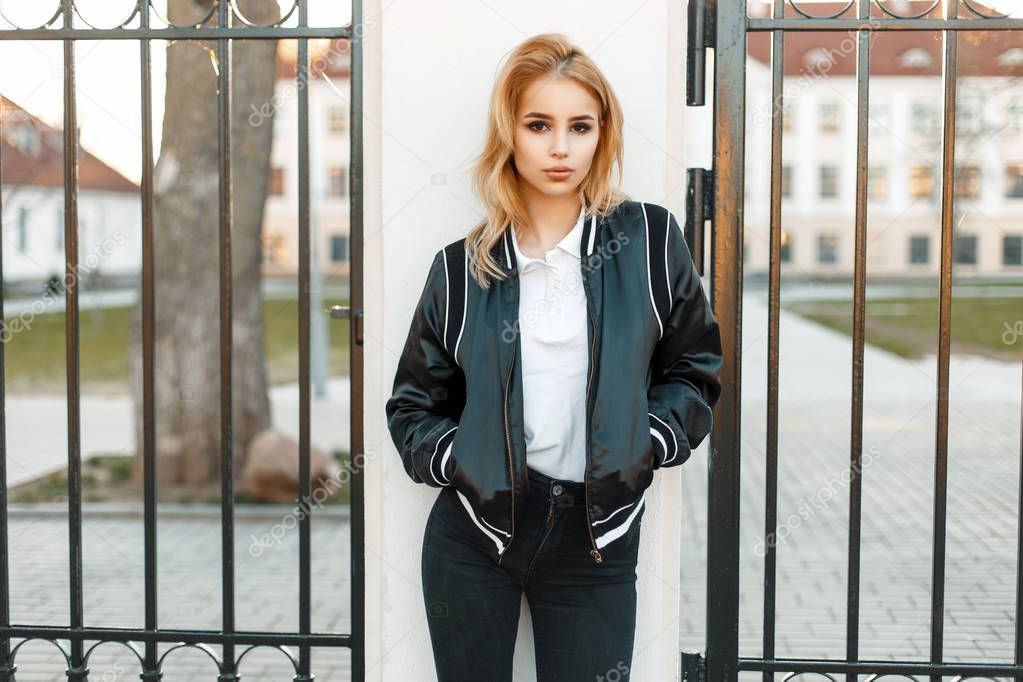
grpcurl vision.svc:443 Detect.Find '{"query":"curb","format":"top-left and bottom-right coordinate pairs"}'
top-left (5, 502), bottom-right (350, 521)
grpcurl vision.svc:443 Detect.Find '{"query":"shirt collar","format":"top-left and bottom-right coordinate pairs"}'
top-left (510, 203), bottom-right (586, 266)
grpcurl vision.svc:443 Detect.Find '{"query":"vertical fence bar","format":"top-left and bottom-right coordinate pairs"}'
top-left (708, 0), bottom-right (743, 680)
top-left (138, 1), bottom-right (161, 679)
top-left (931, 3), bottom-right (958, 680)
top-left (349, 0), bottom-right (366, 678)
top-left (762, 1), bottom-right (784, 679)
top-left (0, 95), bottom-right (13, 682)
top-left (295, 1), bottom-right (313, 679)
top-left (61, 1), bottom-right (87, 678)
top-left (1017, 363), bottom-right (1023, 682)
top-left (217, 0), bottom-right (237, 678)
top-left (845, 3), bottom-right (871, 682)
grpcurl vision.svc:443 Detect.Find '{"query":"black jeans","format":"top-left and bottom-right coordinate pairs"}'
top-left (421, 465), bottom-right (642, 681)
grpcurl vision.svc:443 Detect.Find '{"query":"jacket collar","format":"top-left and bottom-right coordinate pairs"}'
top-left (498, 204), bottom-right (600, 273)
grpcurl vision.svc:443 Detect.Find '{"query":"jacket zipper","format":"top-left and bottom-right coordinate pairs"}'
top-left (497, 352), bottom-right (516, 565)
top-left (584, 279), bottom-right (603, 565)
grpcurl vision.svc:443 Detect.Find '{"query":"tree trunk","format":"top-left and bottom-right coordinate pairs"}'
top-left (129, 0), bottom-right (280, 488)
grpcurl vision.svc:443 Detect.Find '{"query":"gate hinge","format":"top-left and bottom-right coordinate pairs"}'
top-left (685, 167), bottom-right (713, 276)
top-left (686, 0), bottom-right (715, 105)
top-left (680, 650), bottom-right (706, 682)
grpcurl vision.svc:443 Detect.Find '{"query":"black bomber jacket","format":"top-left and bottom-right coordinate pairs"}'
top-left (385, 199), bottom-right (723, 566)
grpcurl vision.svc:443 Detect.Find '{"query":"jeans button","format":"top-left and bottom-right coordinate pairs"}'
top-left (552, 484), bottom-right (563, 496)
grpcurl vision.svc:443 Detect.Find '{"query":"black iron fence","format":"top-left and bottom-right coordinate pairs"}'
top-left (0, 1), bottom-right (363, 680)
top-left (686, 0), bottom-right (1023, 680)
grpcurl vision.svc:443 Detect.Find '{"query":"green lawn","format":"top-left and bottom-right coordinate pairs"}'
top-left (2, 298), bottom-right (351, 393)
top-left (786, 296), bottom-right (1023, 361)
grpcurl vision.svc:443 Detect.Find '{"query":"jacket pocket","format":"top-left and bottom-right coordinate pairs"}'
top-left (441, 433), bottom-right (458, 486)
top-left (647, 411), bottom-right (675, 469)
top-left (428, 424), bottom-right (459, 487)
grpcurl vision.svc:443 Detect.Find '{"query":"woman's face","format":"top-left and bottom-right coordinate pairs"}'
top-left (512, 76), bottom-right (601, 200)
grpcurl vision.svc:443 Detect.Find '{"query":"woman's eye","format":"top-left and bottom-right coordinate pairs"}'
top-left (525, 121), bottom-right (591, 133)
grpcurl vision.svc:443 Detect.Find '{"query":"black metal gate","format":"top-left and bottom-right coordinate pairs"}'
top-left (687, 0), bottom-right (1023, 679)
top-left (0, 1), bottom-right (364, 680)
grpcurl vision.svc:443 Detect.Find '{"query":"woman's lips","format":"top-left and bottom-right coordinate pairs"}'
top-left (544, 169), bottom-right (572, 180)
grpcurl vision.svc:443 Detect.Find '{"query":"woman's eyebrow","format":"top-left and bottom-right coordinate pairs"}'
top-left (522, 112), bottom-right (596, 122)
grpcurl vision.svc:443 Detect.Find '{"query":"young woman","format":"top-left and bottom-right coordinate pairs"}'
top-left (385, 33), bottom-right (722, 681)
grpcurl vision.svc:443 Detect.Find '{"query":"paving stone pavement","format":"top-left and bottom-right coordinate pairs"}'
top-left (679, 292), bottom-right (1022, 679)
top-left (4, 294), bottom-right (1021, 680)
top-left (5, 508), bottom-right (352, 681)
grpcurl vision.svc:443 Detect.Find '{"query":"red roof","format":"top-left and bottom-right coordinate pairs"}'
top-left (747, 1), bottom-right (1023, 78)
top-left (1, 94), bottom-right (137, 193)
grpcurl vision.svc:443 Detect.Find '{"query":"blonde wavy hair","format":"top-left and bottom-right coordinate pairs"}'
top-left (466, 33), bottom-right (628, 289)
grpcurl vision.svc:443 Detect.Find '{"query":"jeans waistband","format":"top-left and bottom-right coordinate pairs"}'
top-left (527, 467), bottom-right (586, 507)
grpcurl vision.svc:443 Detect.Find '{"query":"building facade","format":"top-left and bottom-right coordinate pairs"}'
top-left (261, 37), bottom-right (351, 279)
top-left (744, 3), bottom-right (1023, 277)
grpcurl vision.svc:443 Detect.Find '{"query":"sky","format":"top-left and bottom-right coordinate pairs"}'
top-left (0, 0), bottom-right (1020, 185)
top-left (0, 0), bottom-right (351, 184)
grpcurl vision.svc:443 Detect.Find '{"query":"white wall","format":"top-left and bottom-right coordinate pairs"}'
top-left (366, 1), bottom-right (700, 680)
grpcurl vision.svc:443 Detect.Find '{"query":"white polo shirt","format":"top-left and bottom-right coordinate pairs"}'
top-left (509, 204), bottom-right (589, 482)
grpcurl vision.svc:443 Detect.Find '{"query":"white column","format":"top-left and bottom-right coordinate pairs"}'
top-left (367, 1), bottom-right (695, 679)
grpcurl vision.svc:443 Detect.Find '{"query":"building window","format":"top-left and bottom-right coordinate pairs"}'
top-left (910, 165), bottom-right (935, 200)
top-left (1008, 96), bottom-right (1023, 134)
top-left (780, 229), bottom-right (793, 263)
top-left (1005, 164), bottom-right (1023, 198)
top-left (328, 165), bottom-right (347, 197)
top-left (957, 97), bottom-right (982, 135)
top-left (781, 166), bottom-right (793, 198)
top-left (954, 165), bottom-right (980, 199)
top-left (330, 234), bottom-right (348, 262)
top-left (803, 48), bottom-right (835, 71)
top-left (900, 47), bottom-right (934, 69)
top-left (909, 235), bottom-right (929, 265)
top-left (782, 100), bottom-right (795, 132)
top-left (819, 103), bottom-right (840, 133)
top-left (16, 208), bottom-right (28, 253)
top-left (868, 167), bottom-right (887, 200)
top-left (263, 234), bottom-right (286, 264)
top-left (269, 166), bottom-right (285, 196)
top-left (328, 106), bottom-right (346, 134)
top-left (998, 48), bottom-right (1023, 67)
top-left (819, 165), bottom-right (838, 198)
top-left (11, 121), bottom-right (41, 156)
top-left (869, 103), bottom-right (889, 132)
top-left (1004, 235), bottom-right (1023, 266)
top-left (912, 100), bottom-right (939, 137)
top-left (817, 233), bottom-right (838, 264)
top-left (953, 234), bottom-right (977, 265)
